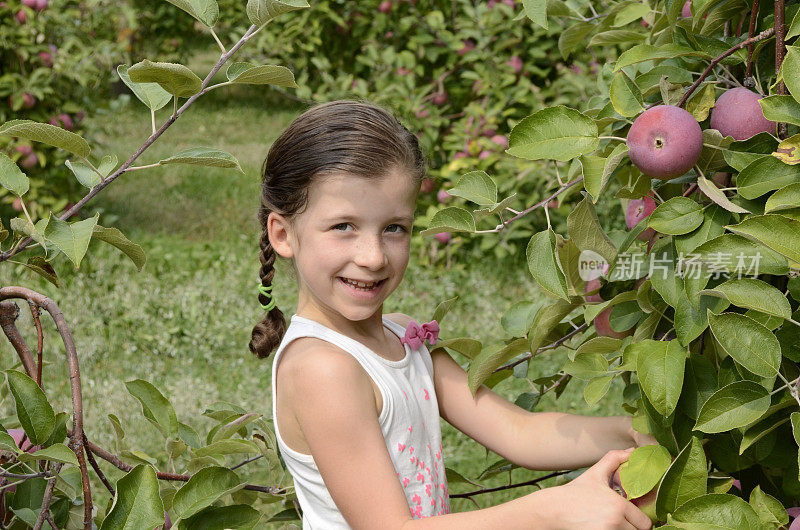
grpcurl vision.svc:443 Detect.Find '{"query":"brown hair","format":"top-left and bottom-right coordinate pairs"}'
top-left (249, 99), bottom-right (427, 359)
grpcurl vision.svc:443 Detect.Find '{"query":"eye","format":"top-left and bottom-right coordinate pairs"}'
top-left (386, 224), bottom-right (406, 233)
top-left (332, 223), bottom-right (351, 231)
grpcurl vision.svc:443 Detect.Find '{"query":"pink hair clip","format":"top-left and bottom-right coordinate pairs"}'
top-left (400, 320), bottom-right (439, 350)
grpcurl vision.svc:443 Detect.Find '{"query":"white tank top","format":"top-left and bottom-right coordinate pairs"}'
top-left (271, 314), bottom-right (451, 528)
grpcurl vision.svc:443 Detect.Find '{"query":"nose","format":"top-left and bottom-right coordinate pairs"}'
top-left (353, 234), bottom-right (388, 270)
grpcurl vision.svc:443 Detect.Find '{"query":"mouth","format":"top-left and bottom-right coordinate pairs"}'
top-left (338, 277), bottom-right (386, 292)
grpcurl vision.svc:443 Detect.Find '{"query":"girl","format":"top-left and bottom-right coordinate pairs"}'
top-left (249, 100), bottom-right (655, 529)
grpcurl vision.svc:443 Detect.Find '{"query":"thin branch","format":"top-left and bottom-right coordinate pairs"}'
top-left (231, 454), bottom-right (265, 471)
top-left (0, 23), bottom-right (260, 263)
top-left (746, 0), bottom-right (760, 77)
top-left (496, 323), bottom-right (589, 373)
top-left (775, 0), bottom-right (788, 138)
top-left (27, 301), bottom-right (43, 388)
top-left (678, 27), bottom-right (775, 108)
top-left (450, 470), bottom-right (574, 499)
top-left (486, 177), bottom-right (584, 234)
top-left (32, 462), bottom-right (62, 530)
top-left (0, 302), bottom-right (39, 379)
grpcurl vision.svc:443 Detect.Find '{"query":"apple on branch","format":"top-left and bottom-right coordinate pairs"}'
top-left (627, 105), bottom-right (703, 180)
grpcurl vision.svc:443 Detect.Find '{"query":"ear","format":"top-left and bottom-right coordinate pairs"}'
top-left (267, 212), bottom-right (295, 259)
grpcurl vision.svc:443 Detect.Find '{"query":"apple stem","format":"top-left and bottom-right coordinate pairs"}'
top-left (210, 28), bottom-right (226, 54)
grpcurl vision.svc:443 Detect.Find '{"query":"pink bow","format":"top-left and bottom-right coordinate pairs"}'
top-left (400, 320), bottom-right (439, 350)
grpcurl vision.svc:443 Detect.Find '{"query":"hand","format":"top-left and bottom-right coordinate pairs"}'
top-left (543, 448), bottom-right (653, 530)
top-left (630, 426), bottom-right (658, 448)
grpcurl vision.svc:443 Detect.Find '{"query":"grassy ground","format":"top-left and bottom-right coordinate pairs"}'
top-left (0, 81), bottom-right (624, 525)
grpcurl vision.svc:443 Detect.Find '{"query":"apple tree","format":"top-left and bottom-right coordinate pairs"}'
top-left (424, 0), bottom-right (800, 526)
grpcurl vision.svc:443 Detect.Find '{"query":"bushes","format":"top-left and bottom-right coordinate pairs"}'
top-left (0, 0), bottom-right (127, 220)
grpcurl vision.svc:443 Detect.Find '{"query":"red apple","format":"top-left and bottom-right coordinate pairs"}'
top-left (58, 113), bottom-right (73, 131)
top-left (432, 92), bottom-right (447, 106)
top-left (15, 9), bottom-right (26, 23)
top-left (490, 134), bottom-right (508, 149)
top-left (505, 55), bottom-right (523, 74)
top-left (711, 172), bottom-right (730, 189)
top-left (21, 93), bottom-right (36, 109)
top-left (415, 108), bottom-right (429, 119)
top-left (37, 51), bottom-right (53, 67)
top-left (385, 31), bottom-right (394, 38)
top-left (11, 198), bottom-right (23, 212)
top-left (583, 278), bottom-right (603, 303)
top-left (454, 151), bottom-right (469, 159)
top-left (626, 193), bottom-right (657, 241)
top-left (548, 199), bottom-right (558, 209)
top-left (709, 87), bottom-right (776, 140)
top-left (378, 0), bottom-right (392, 13)
top-left (420, 178), bottom-right (435, 193)
top-left (594, 307), bottom-right (634, 339)
top-left (14, 145), bottom-right (32, 157)
top-left (478, 150), bottom-right (491, 160)
top-left (20, 153), bottom-right (38, 169)
top-left (682, 0), bottom-right (691, 17)
top-left (21, 0), bottom-right (36, 7)
top-left (437, 190), bottom-right (451, 203)
top-left (34, 0), bottom-right (46, 10)
top-left (434, 232), bottom-right (451, 244)
top-left (627, 105), bottom-right (703, 179)
top-left (48, 116), bottom-right (59, 126)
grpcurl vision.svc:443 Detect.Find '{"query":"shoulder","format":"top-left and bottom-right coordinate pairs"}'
top-left (277, 338), bottom-right (374, 400)
top-left (383, 312), bottom-right (414, 329)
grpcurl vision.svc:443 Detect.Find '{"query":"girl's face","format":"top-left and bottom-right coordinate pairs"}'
top-left (269, 166), bottom-right (419, 328)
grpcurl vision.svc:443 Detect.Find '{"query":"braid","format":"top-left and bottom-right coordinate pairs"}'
top-left (249, 201), bottom-right (287, 359)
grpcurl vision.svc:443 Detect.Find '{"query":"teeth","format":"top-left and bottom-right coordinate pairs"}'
top-left (343, 278), bottom-right (379, 289)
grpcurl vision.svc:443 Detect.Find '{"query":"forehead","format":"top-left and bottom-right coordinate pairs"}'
top-left (305, 168), bottom-right (418, 218)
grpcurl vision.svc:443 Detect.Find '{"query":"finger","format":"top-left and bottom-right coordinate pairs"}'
top-left (624, 502), bottom-right (654, 530)
top-left (589, 447), bottom-right (636, 480)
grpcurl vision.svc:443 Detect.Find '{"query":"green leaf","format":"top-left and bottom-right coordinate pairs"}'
top-left (193, 439), bottom-right (260, 457)
top-left (246, 0), bottom-right (309, 26)
top-left (614, 44), bottom-right (705, 72)
top-left (468, 338), bottom-right (530, 394)
top-left (526, 300), bottom-right (581, 379)
top-left (159, 147), bottom-right (243, 173)
top-left (725, 214), bottom-right (800, 264)
top-left (501, 301), bottom-right (537, 338)
top-left (21, 256), bottom-right (59, 289)
top-left (774, 134), bottom-right (800, 165)
top-left (420, 207), bottom-right (475, 237)
top-left (694, 381), bottom-right (770, 433)
top-left (610, 71), bottom-right (644, 117)
top-left (737, 156), bottom-right (800, 199)
top-left (739, 415), bottom-right (790, 455)
top-left (65, 159), bottom-right (101, 189)
top-left (583, 374), bottom-right (614, 406)
top-left (97, 154), bottom-right (118, 177)
top-left (648, 197), bottom-right (704, 235)
top-left (572, 336), bottom-right (622, 361)
top-left (674, 282), bottom-right (729, 347)
top-left (765, 182), bottom-right (800, 212)
top-left (125, 379), bottom-right (178, 438)
top-left (177, 504), bottom-right (262, 530)
top-left (0, 120), bottom-right (90, 158)
top-left (613, 2), bottom-right (650, 25)
top-left (619, 444), bottom-right (672, 499)
top-left (42, 212), bottom-right (98, 270)
top-left (706, 311), bottom-right (781, 377)
top-left (749, 485), bottom-right (789, 527)
top-left (116, 65), bottom-right (171, 111)
top-left (225, 63), bottom-right (298, 87)
top-left (127, 60), bottom-right (203, 98)
top-left (434, 338), bottom-right (482, 359)
top-left (92, 225), bottom-right (146, 272)
top-left (564, 353), bottom-right (609, 380)
top-left (675, 205), bottom-right (730, 255)
top-left (567, 195), bottom-right (617, 266)
top-left (692, 234), bottom-right (789, 276)
top-left (792, 412), bottom-right (800, 479)
top-left (591, 144), bottom-right (629, 203)
top-left (685, 83), bottom-right (716, 122)
top-left (0, 153), bottom-right (29, 196)
top-left (431, 296), bottom-right (458, 325)
top-left (211, 413), bottom-right (261, 443)
top-left (588, 30), bottom-right (646, 47)
top-left (447, 171), bottom-right (497, 205)
top-left (506, 106), bottom-right (599, 162)
top-left (18, 443), bottom-right (79, 467)
top-left (670, 494), bottom-right (762, 529)
top-left (634, 339), bottom-right (686, 417)
top-left (655, 437), bottom-right (707, 520)
top-left (521, 0), bottom-right (547, 29)
top-left (679, 354), bottom-right (718, 420)
top-left (697, 175), bottom-right (749, 213)
top-left (782, 45), bottom-right (800, 103)
top-left (526, 229), bottom-right (570, 301)
top-left (172, 466), bottom-right (244, 520)
top-left (760, 95), bottom-right (800, 127)
top-left (100, 464), bottom-right (164, 530)
top-left (699, 278), bottom-right (792, 320)
top-left (4, 370), bottom-right (55, 445)
top-left (163, 0), bottom-right (219, 27)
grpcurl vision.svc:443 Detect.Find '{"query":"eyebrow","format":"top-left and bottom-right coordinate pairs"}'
top-left (324, 214), bottom-right (414, 224)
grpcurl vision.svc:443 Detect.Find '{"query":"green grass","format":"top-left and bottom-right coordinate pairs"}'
top-left (0, 81), bottom-right (624, 526)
